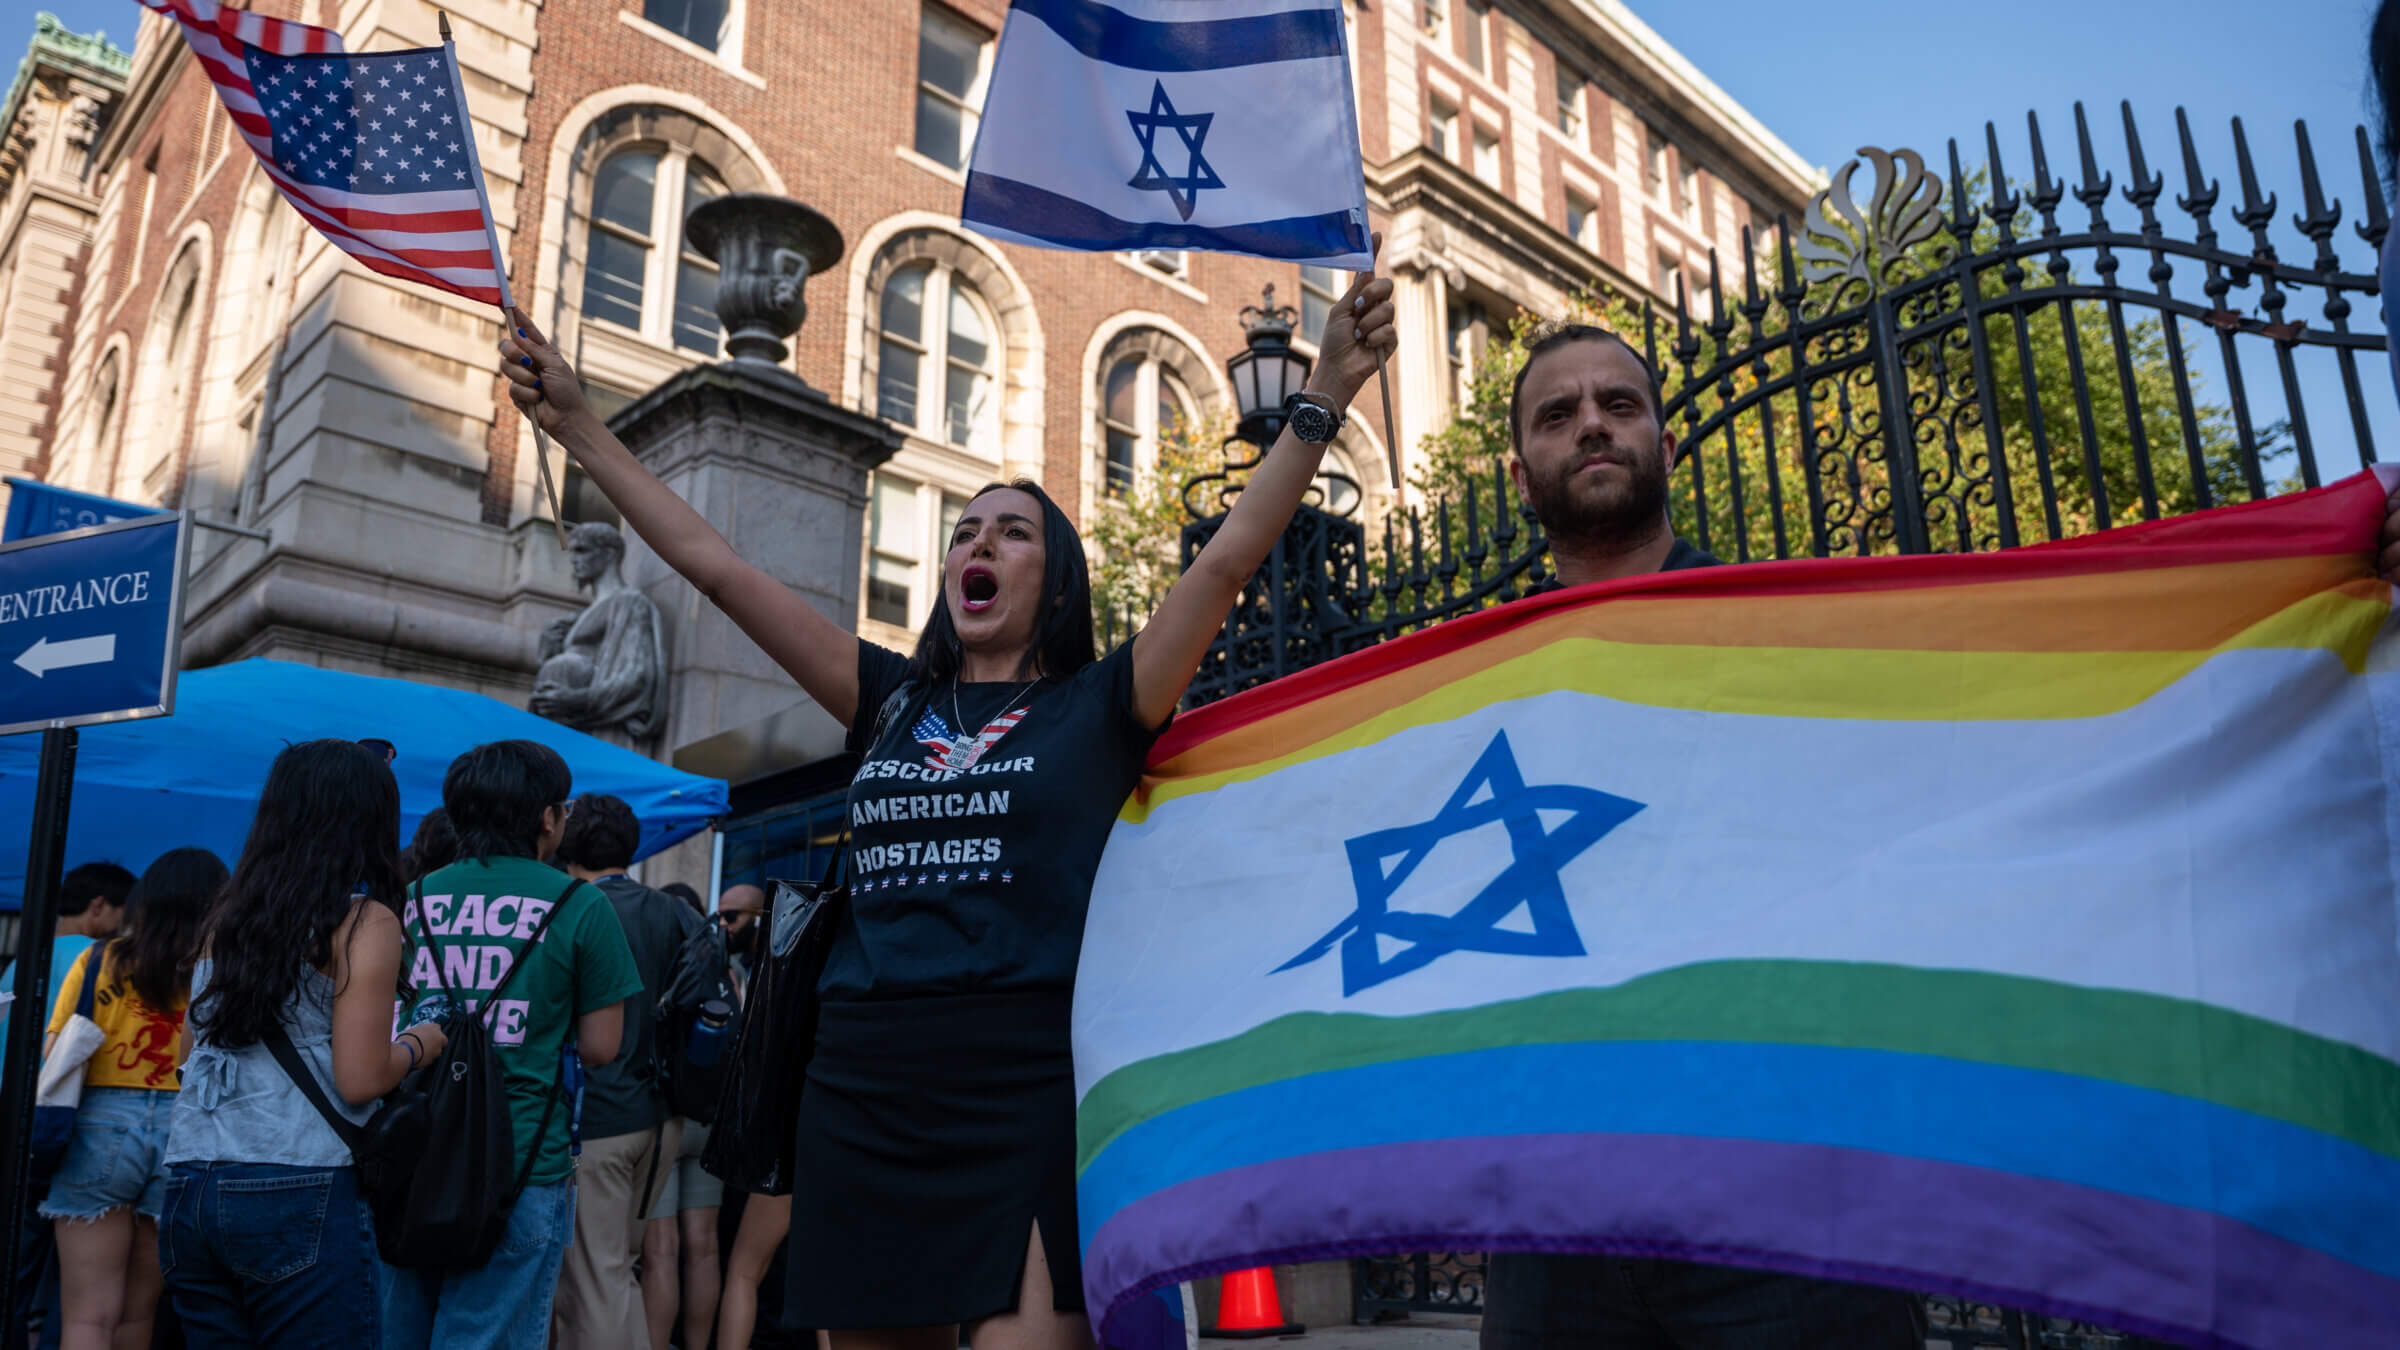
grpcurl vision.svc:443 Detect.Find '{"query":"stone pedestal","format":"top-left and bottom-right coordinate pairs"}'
top-left (608, 361), bottom-right (904, 776)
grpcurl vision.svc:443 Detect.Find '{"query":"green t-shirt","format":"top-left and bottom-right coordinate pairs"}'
top-left (403, 857), bottom-right (643, 1186)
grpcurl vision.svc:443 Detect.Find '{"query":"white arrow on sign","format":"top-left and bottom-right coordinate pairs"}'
top-left (15, 633), bottom-right (116, 678)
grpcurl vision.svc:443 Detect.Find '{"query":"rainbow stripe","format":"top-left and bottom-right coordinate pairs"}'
top-left (1073, 470), bottom-right (2400, 1350)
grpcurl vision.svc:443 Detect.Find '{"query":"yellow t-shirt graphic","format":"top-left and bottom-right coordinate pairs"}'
top-left (48, 947), bottom-right (186, 1091)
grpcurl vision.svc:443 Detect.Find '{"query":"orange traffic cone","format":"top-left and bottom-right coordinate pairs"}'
top-left (1203, 1266), bottom-right (1304, 1339)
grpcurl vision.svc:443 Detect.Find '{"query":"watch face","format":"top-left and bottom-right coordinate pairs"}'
top-left (1290, 401), bottom-right (1336, 443)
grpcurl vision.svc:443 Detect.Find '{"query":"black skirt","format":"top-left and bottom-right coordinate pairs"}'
top-left (784, 990), bottom-right (1081, 1329)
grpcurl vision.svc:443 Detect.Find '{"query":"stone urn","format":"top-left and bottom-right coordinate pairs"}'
top-left (684, 193), bottom-right (845, 366)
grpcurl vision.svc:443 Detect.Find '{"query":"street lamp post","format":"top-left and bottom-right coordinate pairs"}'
top-left (1174, 287), bottom-right (1370, 708)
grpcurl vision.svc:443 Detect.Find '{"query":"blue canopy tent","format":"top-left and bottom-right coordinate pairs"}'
top-left (0, 658), bottom-right (728, 905)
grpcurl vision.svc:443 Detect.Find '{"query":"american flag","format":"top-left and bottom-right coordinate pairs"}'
top-left (911, 702), bottom-right (1032, 775)
top-left (140, 0), bottom-right (506, 305)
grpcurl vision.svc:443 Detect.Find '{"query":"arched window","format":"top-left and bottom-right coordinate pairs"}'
top-left (582, 147), bottom-right (726, 355)
top-left (1099, 354), bottom-right (1192, 497)
top-left (1316, 443), bottom-right (1363, 517)
top-left (874, 261), bottom-right (1000, 456)
top-left (161, 269), bottom-right (199, 422)
top-left (88, 352), bottom-right (122, 465)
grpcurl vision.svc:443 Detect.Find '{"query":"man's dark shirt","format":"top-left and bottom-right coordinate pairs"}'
top-left (581, 875), bottom-right (705, 1139)
top-left (1524, 537), bottom-right (1719, 595)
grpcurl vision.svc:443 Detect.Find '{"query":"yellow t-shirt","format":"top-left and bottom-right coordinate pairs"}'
top-left (47, 946), bottom-right (186, 1091)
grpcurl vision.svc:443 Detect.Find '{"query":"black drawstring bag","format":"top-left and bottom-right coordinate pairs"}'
top-left (699, 859), bottom-right (844, 1196)
top-left (701, 684), bottom-right (908, 1196)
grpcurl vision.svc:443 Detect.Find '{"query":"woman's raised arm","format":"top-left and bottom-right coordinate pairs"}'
top-left (500, 310), bottom-right (861, 726)
top-left (1129, 241), bottom-right (1397, 730)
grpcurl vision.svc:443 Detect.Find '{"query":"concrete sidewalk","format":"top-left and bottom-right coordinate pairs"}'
top-left (1213, 1312), bottom-right (1480, 1349)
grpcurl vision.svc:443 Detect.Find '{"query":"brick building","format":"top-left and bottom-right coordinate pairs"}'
top-left (0, 0), bottom-right (1813, 887)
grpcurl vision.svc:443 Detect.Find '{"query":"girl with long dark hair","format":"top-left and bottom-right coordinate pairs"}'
top-left (157, 739), bottom-right (448, 1348)
top-left (499, 239), bottom-right (1397, 1349)
top-left (41, 846), bottom-right (223, 1350)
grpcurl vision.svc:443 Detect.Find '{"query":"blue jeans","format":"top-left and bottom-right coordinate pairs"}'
top-left (380, 1179), bottom-right (576, 1350)
top-left (159, 1162), bottom-right (383, 1350)
top-left (39, 1086), bottom-right (173, 1221)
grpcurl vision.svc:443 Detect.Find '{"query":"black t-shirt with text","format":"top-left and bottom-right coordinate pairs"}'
top-left (821, 638), bottom-right (1167, 1001)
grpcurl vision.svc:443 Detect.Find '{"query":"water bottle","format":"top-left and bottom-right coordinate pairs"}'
top-left (407, 993), bottom-right (452, 1029)
top-left (685, 998), bottom-right (733, 1068)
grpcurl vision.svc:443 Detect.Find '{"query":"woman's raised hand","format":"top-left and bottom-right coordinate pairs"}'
top-left (498, 307), bottom-right (591, 434)
top-left (1305, 232), bottom-right (1399, 409)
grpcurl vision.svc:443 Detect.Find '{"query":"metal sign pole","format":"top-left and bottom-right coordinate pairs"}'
top-left (0, 725), bottom-right (78, 1350)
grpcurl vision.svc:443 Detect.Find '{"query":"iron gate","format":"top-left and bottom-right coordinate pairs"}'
top-left (1177, 100), bottom-right (2388, 709)
top-left (1175, 104), bottom-right (2388, 1343)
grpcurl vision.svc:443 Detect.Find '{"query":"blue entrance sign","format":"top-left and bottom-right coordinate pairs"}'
top-left (1, 478), bottom-right (166, 543)
top-left (0, 513), bottom-right (187, 737)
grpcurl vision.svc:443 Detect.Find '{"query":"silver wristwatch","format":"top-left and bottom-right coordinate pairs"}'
top-left (1282, 392), bottom-right (1345, 444)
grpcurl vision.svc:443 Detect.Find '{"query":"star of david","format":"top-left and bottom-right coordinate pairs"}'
top-left (1275, 730), bottom-right (1646, 996)
top-left (1125, 79), bottom-right (1223, 222)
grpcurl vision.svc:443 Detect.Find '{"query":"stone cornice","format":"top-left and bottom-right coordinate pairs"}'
top-left (1370, 147), bottom-right (1646, 305)
top-left (610, 362), bottom-right (908, 484)
top-left (89, 15), bottom-right (182, 173)
top-left (1521, 0), bottom-right (1823, 209)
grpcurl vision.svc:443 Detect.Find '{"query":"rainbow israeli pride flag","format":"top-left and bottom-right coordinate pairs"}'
top-left (1074, 469), bottom-right (2400, 1350)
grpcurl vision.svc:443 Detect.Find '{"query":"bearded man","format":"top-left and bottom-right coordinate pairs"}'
top-left (1480, 323), bottom-right (1930, 1350)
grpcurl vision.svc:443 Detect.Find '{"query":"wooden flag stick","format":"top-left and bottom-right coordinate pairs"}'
top-left (1375, 353), bottom-right (1399, 499)
top-left (1357, 232), bottom-right (1400, 502)
top-left (441, 10), bottom-right (568, 550)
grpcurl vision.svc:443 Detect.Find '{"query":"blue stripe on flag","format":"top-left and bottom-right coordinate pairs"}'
top-left (1014, 0), bottom-right (1345, 72)
top-left (1076, 1040), bottom-right (2400, 1281)
top-left (963, 171), bottom-right (1366, 262)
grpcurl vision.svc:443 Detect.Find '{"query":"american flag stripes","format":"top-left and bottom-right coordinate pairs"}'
top-left (139, 0), bottom-right (507, 305)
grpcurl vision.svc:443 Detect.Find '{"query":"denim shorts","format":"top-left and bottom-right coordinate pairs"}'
top-left (39, 1086), bottom-right (175, 1222)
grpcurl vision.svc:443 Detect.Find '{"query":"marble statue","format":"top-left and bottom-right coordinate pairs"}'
top-left (531, 522), bottom-right (665, 741)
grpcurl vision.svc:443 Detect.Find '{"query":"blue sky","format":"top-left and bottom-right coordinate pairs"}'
top-left (7, 0), bottom-right (2391, 472)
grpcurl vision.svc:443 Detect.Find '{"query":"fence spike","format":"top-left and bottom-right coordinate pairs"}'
top-left (1739, 224), bottom-right (1766, 315)
top-left (1704, 250), bottom-right (1733, 345)
top-left (2359, 126), bottom-right (2392, 247)
top-left (2229, 116), bottom-right (2278, 255)
top-left (1435, 496), bottom-right (1457, 600)
top-left (2291, 120), bottom-right (2342, 272)
top-left (1462, 473), bottom-right (1487, 585)
top-left (2071, 102), bottom-right (2115, 226)
top-left (2119, 101), bottom-right (2165, 227)
top-left (1490, 454), bottom-right (1519, 559)
top-left (1983, 122), bottom-right (2021, 241)
top-left (1672, 273), bottom-right (1701, 368)
top-left (1643, 297), bottom-right (1661, 378)
top-left (2172, 106), bottom-right (2221, 243)
top-left (2026, 110), bottom-right (2066, 235)
top-left (1774, 210), bottom-right (1805, 309)
top-left (1943, 137), bottom-right (1978, 240)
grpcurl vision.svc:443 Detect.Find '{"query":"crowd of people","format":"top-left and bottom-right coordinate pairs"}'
top-left (8, 738), bottom-right (792, 1350)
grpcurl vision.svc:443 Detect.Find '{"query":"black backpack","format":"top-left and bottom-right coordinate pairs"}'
top-left (653, 917), bottom-right (737, 1123)
top-left (267, 876), bottom-right (580, 1270)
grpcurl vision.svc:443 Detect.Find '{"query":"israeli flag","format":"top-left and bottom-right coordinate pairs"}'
top-left (962, 0), bottom-right (1372, 268)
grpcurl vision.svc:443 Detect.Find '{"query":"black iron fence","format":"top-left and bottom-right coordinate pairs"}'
top-left (1179, 105), bottom-right (2385, 1343)
top-left (1172, 102), bottom-right (2388, 710)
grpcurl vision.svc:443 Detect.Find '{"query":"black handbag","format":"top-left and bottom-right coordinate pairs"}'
top-left (700, 683), bottom-right (909, 1196)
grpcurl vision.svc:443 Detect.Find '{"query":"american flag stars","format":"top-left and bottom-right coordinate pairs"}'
top-left (258, 50), bottom-right (477, 193)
